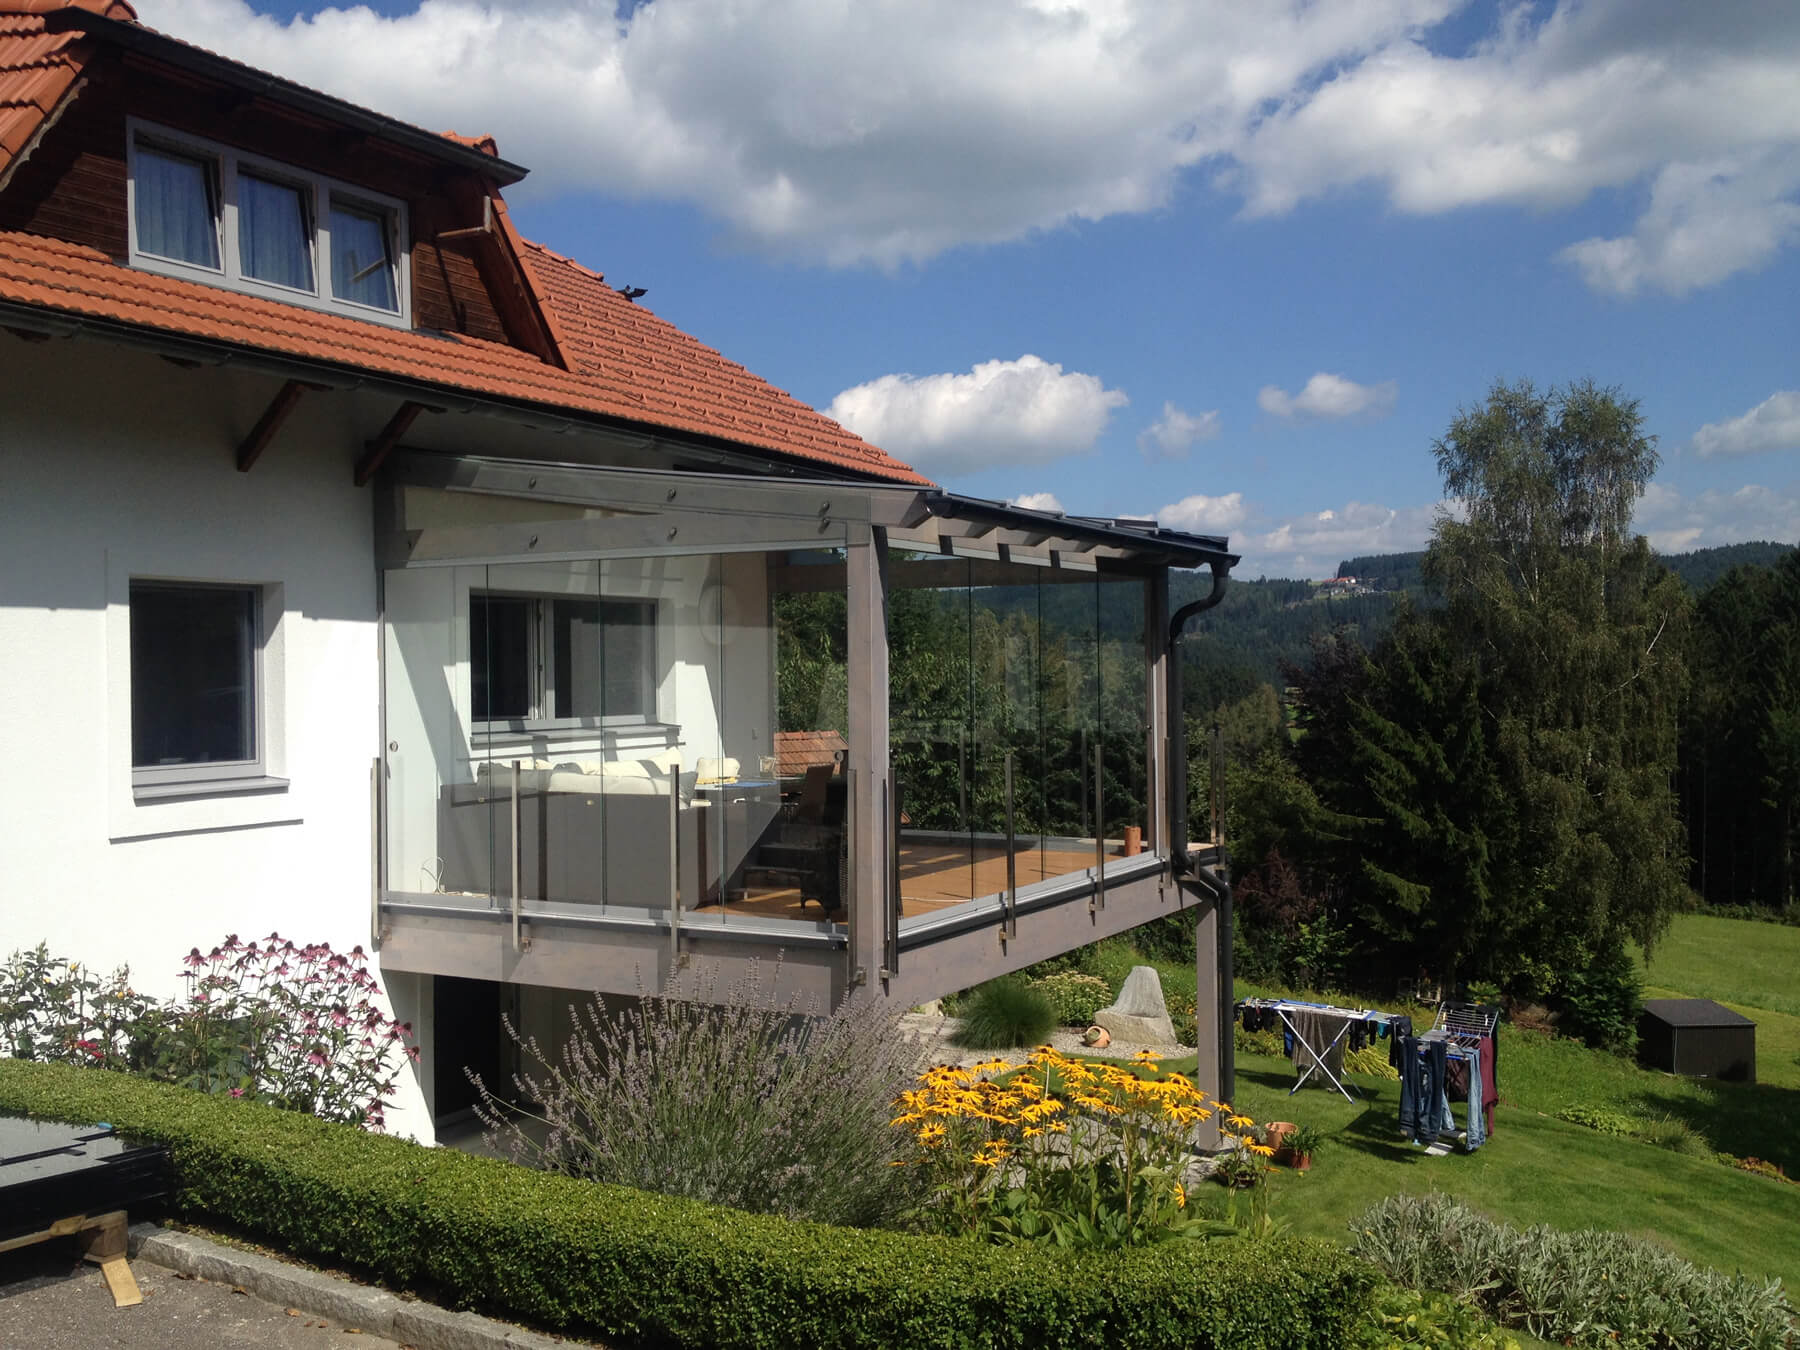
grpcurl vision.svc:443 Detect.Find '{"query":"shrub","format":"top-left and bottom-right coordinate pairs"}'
top-left (476, 962), bottom-right (918, 1229)
top-left (951, 975), bottom-right (1058, 1049)
top-left (0, 943), bottom-right (162, 1071)
top-left (1351, 1192), bottom-right (1796, 1349)
top-left (2, 937), bottom-right (413, 1129)
top-left (0, 1060), bottom-right (1379, 1349)
top-left (1352, 1286), bottom-right (1522, 1350)
top-left (1236, 1024), bottom-right (1286, 1057)
top-left (1555, 1105), bottom-right (1641, 1137)
top-left (1027, 972), bottom-right (1113, 1026)
top-left (1551, 937), bottom-right (1641, 1054)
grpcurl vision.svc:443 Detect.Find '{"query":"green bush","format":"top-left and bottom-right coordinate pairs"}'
top-left (951, 976), bottom-right (1059, 1049)
top-left (1551, 938), bottom-right (1641, 1054)
top-left (1351, 1193), bottom-right (1795, 1350)
top-left (1555, 1105), bottom-right (1641, 1137)
top-left (0, 1061), bottom-right (1377, 1349)
top-left (1027, 972), bottom-right (1113, 1027)
top-left (1351, 1286), bottom-right (1521, 1349)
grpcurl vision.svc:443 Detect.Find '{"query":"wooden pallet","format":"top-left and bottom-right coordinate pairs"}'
top-left (0, 1208), bottom-right (142, 1307)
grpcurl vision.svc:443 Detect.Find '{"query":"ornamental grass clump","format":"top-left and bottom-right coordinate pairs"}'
top-left (1028, 972), bottom-right (1113, 1026)
top-left (950, 975), bottom-right (1058, 1048)
top-left (893, 1046), bottom-right (1273, 1250)
top-left (474, 960), bottom-right (921, 1228)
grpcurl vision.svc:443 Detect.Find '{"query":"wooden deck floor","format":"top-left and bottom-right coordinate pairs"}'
top-left (689, 838), bottom-right (1119, 922)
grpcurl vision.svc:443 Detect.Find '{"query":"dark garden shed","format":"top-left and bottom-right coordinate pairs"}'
top-left (1638, 999), bottom-right (1756, 1082)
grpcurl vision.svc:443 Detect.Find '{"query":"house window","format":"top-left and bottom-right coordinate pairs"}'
top-left (127, 119), bottom-right (409, 327)
top-left (129, 582), bottom-right (262, 785)
top-left (471, 593), bottom-right (656, 726)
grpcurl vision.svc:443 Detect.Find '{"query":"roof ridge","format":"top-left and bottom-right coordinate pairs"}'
top-left (0, 1), bottom-right (137, 19)
top-left (516, 235), bottom-right (607, 286)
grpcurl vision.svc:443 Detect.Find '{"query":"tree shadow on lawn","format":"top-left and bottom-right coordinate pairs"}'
top-left (1627, 1076), bottom-right (1800, 1175)
top-left (1234, 1066), bottom-right (1433, 1166)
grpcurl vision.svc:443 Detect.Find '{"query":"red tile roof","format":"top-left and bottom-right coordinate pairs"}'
top-left (774, 730), bottom-right (848, 778)
top-left (0, 229), bottom-right (928, 483)
top-left (0, 1), bottom-right (928, 485)
top-left (0, 3), bottom-right (133, 180)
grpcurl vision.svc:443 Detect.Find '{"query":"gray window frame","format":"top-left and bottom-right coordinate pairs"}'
top-left (128, 580), bottom-right (279, 797)
top-left (125, 117), bottom-right (411, 328)
top-left (470, 590), bottom-right (658, 733)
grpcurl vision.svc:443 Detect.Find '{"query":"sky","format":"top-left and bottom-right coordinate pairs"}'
top-left (137, 0), bottom-right (1800, 578)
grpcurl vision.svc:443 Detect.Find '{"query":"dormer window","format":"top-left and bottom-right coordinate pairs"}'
top-left (127, 119), bottom-right (409, 328)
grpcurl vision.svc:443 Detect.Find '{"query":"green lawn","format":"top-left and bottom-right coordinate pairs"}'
top-left (1218, 1040), bottom-right (1800, 1289)
top-left (1057, 922), bottom-right (1800, 1293)
top-left (1640, 914), bottom-right (1800, 1018)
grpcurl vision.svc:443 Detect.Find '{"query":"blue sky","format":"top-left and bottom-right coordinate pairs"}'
top-left (144, 0), bottom-right (1799, 577)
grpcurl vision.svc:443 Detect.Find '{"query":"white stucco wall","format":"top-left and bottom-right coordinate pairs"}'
top-left (0, 335), bottom-right (434, 1138)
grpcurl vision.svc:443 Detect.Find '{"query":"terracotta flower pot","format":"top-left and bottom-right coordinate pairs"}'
top-left (1263, 1121), bottom-right (1296, 1152)
top-left (1123, 825), bottom-right (1143, 856)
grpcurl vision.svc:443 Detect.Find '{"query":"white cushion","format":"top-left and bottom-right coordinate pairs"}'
top-left (696, 756), bottom-right (740, 783)
top-left (598, 759), bottom-right (650, 779)
top-left (643, 748), bottom-right (683, 773)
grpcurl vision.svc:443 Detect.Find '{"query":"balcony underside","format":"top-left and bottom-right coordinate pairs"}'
top-left (377, 845), bottom-right (1219, 1008)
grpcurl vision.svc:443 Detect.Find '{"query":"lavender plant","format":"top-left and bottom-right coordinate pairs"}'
top-left (473, 961), bottom-right (922, 1228)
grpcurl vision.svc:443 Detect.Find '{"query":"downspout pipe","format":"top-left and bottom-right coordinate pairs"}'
top-left (1167, 561), bottom-right (1234, 1106)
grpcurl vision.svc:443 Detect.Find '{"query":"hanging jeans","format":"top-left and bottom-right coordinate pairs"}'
top-left (1398, 1038), bottom-right (1453, 1145)
top-left (1463, 1044), bottom-right (1487, 1151)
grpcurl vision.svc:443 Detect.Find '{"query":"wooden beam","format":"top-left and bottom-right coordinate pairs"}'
top-left (354, 401), bottom-right (429, 486)
top-left (235, 380), bottom-right (320, 473)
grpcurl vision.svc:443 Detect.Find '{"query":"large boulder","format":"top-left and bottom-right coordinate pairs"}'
top-left (1092, 965), bottom-right (1177, 1044)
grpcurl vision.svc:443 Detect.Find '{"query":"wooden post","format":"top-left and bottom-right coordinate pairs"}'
top-left (845, 529), bottom-right (891, 994)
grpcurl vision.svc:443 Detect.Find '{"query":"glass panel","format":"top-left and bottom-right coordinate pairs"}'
top-left (471, 593), bottom-right (532, 721)
top-left (382, 566), bottom-right (463, 898)
top-left (887, 552), bottom-right (976, 920)
top-left (1098, 575), bottom-right (1150, 859)
top-left (134, 144), bottom-right (220, 269)
top-left (239, 171), bottom-right (315, 291)
top-left (1038, 571), bottom-right (1101, 889)
top-left (130, 583), bottom-right (255, 767)
top-left (329, 199), bottom-right (398, 310)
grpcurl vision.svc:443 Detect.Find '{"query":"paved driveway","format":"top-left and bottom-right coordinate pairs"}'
top-left (0, 1241), bottom-right (402, 1350)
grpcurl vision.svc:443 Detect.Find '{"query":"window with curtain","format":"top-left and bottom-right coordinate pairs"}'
top-left (128, 121), bottom-right (409, 326)
top-left (239, 171), bottom-right (315, 292)
top-left (329, 198), bottom-right (399, 312)
top-left (134, 145), bottom-right (221, 269)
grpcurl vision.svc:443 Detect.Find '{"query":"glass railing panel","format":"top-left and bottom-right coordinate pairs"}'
top-left (888, 551), bottom-right (976, 924)
top-left (1098, 573), bottom-right (1151, 862)
top-left (1038, 570), bottom-right (1101, 889)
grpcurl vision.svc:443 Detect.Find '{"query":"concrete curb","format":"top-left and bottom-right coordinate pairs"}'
top-left (127, 1224), bottom-right (582, 1349)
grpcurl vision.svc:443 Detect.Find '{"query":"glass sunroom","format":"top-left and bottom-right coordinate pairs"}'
top-left (374, 452), bottom-right (1236, 1011)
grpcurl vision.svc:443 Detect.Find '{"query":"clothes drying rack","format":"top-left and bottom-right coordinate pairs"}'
top-left (1402, 1002), bottom-right (1500, 1150)
top-left (1238, 998), bottom-right (1398, 1103)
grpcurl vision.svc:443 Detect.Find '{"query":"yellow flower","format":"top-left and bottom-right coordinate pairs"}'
top-left (1172, 1181), bottom-right (1187, 1209)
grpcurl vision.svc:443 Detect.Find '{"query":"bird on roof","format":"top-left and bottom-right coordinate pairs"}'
top-left (616, 285), bottom-right (647, 302)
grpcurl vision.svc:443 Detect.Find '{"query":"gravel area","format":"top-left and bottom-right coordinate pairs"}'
top-left (896, 1011), bottom-right (1190, 1072)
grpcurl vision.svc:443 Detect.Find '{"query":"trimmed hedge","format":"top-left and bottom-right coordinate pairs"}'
top-left (1, 1061), bottom-right (1374, 1349)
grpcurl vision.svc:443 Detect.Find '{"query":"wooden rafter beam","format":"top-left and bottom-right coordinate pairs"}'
top-left (354, 401), bottom-right (431, 486)
top-left (236, 380), bottom-right (323, 473)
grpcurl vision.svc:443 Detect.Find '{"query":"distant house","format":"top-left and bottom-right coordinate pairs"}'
top-left (0, 0), bottom-right (1239, 1140)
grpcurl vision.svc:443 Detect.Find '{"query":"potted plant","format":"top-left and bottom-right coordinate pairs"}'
top-left (1262, 1121), bottom-right (1296, 1154)
top-left (1281, 1122), bottom-right (1325, 1171)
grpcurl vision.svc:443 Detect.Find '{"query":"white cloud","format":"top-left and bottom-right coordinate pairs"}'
top-left (1258, 373), bottom-right (1397, 421)
top-left (1634, 479), bottom-right (1800, 552)
top-left (1008, 491), bottom-right (1065, 514)
top-left (133, 1), bottom-right (1800, 282)
top-left (1137, 402), bottom-right (1221, 459)
top-left (1558, 153), bottom-right (1800, 297)
top-left (1156, 492), bottom-right (1248, 535)
top-left (824, 355), bottom-right (1126, 473)
top-left (1691, 390), bottom-right (1800, 459)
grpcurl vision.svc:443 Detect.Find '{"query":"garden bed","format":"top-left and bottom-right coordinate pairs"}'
top-left (0, 1060), bottom-right (1374, 1350)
